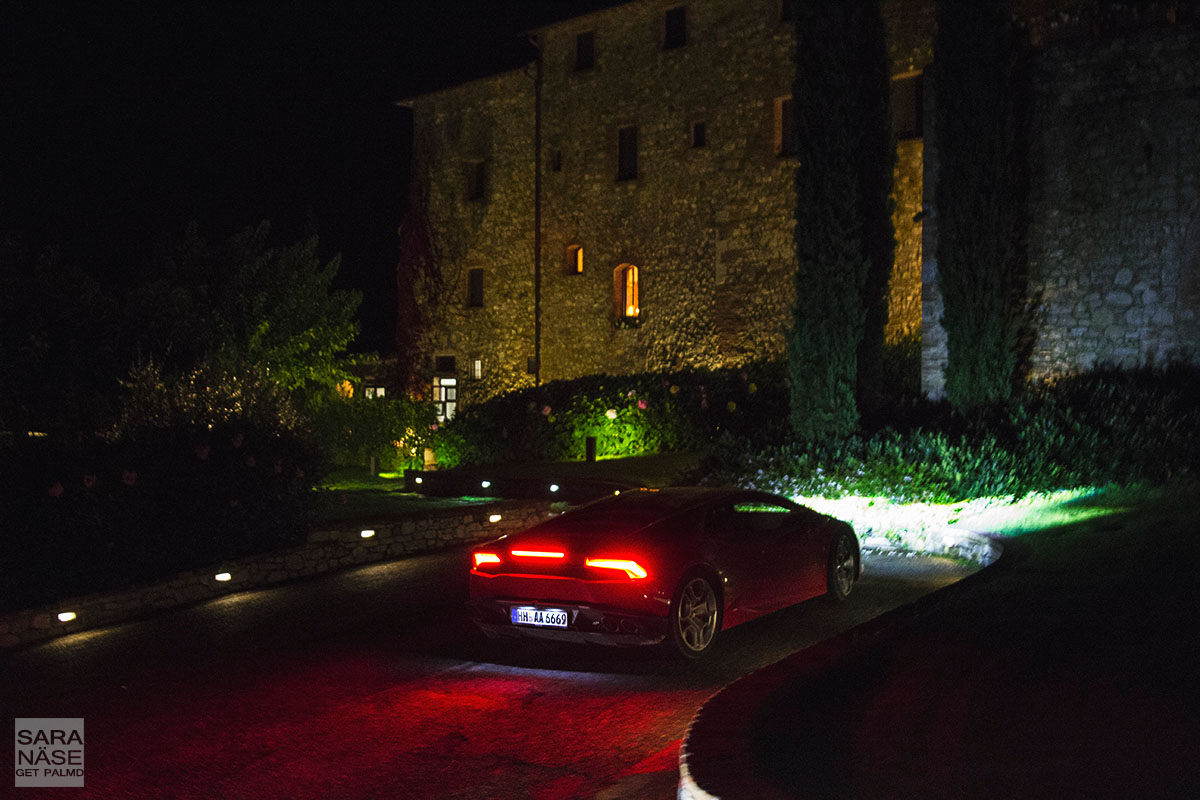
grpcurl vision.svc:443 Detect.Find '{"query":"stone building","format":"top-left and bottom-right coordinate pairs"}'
top-left (404, 0), bottom-right (1198, 417)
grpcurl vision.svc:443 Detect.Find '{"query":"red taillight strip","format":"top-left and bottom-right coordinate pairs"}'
top-left (585, 558), bottom-right (648, 579)
top-left (473, 552), bottom-right (501, 568)
top-left (511, 549), bottom-right (565, 559)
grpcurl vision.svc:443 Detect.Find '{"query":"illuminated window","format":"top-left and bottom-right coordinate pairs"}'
top-left (774, 96), bottom-right (796, 158)
top-left (615, 263), bottom-right (640, 319)
top-left (467, 268), bottom-right (484, 307)
top-left (617, 125), bottom-right (638, 181)
top-left (466, 160), bottom-right (486, 200)
top-left (892, 72), bottom-right (924, 140)
top-left (565, 244), bottom-right (584, 275)
top-left (364, 386), bottom-right (386, 399)
top-left (433, 377), bottom-right (458, 422)
top-left (692, 121), bottom-right (706, 148)
top-left (469, 358), bottom-right (482, 380)
top-left (664, 7), bottom-right (687, 49)
top-left (575, 31), bottom-right (595, 71)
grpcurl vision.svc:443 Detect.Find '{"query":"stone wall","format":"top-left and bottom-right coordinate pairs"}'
top-left (0, 501), bottom-right (552, 649)
top-left (412, 0), bottom-right (929, 408)
top-left (922, 25), bottom-right (1200, 397)
top-left (1026, 28), bottom-right (1200, 377)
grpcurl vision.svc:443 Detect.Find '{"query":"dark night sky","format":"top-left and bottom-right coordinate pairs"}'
top-left (1, 1), bottom-right (621, 352)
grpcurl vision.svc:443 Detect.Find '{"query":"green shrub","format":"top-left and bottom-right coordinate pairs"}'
top-left (433, 363), bottom-right (790, 466)
top-left (306, 393), bottom-right (437, 472)
top-left (706, 365), bottom-right (1200, 502)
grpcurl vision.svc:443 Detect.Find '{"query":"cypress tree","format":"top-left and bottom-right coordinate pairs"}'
top-left (789, 0), bottom-right (894, 444)
top-left (933, 0), bottom-right (1022, 409)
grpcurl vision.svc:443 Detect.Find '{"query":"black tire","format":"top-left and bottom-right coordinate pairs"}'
top-left (667, 573), bottom-right (723, 659)
top-left (826, 526), bottom-right (859, 602)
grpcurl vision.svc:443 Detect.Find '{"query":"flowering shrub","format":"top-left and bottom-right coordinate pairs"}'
top-left (433, 362), bottom-right (788, 467)
top-left (1, 422), bottom-right (322, 611)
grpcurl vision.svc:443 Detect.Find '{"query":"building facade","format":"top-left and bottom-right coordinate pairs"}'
top-left (405, 0), bottom-right (1199, 415)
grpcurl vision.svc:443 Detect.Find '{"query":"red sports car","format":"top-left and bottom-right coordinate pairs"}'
top-left (468, 487), bottom-right (862, 658)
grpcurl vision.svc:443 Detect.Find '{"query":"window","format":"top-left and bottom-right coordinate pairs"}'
top-left (434, 355), bottom-right (456, 374)
top-left (664, 7), bottom-right (687, 49)
top-left (469, 358), bottom-right (483, 380)
top-left (692, 121), bottom-right (706, 148)
top-left (617, 125), bottom-right (638, 181)
top-left (466, 160), bottom-right (486, 200)
top-left (892, 72), bottom-right (924, 140)
top-left (551, 149), bottom-right (563, 172)
top-left (774, 96), bottom-right (796, 158)
top-left (364, 386), bottom-right (386, 399)
top-left (779, 0), bottom-right (793, 22)
top-left (565, 244), bottom-right (584, 274)
top-left (433, 377), bottom-right (457, 422)
top-left (575, 31), bottom-right (595, 71)
top-left (467, 268), bottom-right (484, 307)
top-left (615, 263), bottom-right (640, 319)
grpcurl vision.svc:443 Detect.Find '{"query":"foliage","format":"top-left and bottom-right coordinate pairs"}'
top-left (433, 363), bottom-right (789, 468)
top-left (110, 358), bottom-right (303, 439)
top-left (705, 365), bottom-right (1200, 503)
top-left (306, 393), bottom-right (437, 473)
top-left (934, 0), bottom-right (1026, 409)
top-left (0, 245), bottom-right (123, 434)
top-left (1, 422), bottom-right (323, 612)
top-left (789, 0), bottom-right (895, 444)
top-left (134, 222), bottom-right (361, 396)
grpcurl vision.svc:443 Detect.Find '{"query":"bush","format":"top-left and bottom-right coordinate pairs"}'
top-left (705, 365), bottom-right (1200, 502)
top-left (433, 363), bottom-right (790, 467)
top-left (306, 393), bottom-right (437, 472)
top-left (1, 423), bottom-right (323, 612)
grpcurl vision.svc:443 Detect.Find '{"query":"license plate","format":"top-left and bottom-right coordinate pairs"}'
top-left (511, 606), bottom-right (569, 628)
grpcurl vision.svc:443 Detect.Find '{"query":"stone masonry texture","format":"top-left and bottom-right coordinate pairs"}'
top-left (410, 1), bottom-right (1199, 404)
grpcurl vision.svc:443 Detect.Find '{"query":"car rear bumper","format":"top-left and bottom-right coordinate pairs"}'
top-left (467, 597), bottom-right (667, 647)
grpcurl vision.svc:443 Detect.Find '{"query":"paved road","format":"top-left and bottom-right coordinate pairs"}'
top-left (4, 548), bottom-right (974, 799)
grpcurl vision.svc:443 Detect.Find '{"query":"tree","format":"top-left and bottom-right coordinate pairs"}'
top-left (788, 0), bottom-right (895, 445)
top-left (934, 0), bottom-right (1023, 410)
top-left (130, 222), bottom-right (361, 398)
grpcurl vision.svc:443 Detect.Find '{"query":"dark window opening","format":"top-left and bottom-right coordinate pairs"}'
top-left (467, 268), bottom-right (484, 307)
top-left (575, 31), bottom-right (595, 71)
top-left (692, 121), bottom-right (706, 148)
top-left (776, 96), bottom-right (796, 158)
top-left (664, 7), bottom-right (687, 49)
top-left (780, 0), bottom-right (793, 22)
top-left (434, 355), bottom-right (457, 374)
top-left (467, 160), bottom-right (487, 200)
top-left (551, 149), bottom-right (563, 172)
top-left (617, 125), bottom-right (638, 181)
top-left (892, 73), bottom-right (924, 140)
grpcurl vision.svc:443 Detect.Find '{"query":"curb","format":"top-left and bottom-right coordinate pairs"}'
top-left (1, 500), bottom-right (553, 650)
top-left (678, 529), bottom-right (1006, 800)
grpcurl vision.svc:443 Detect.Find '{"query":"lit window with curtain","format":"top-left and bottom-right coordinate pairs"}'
top-left (616, 263), bottom-right (640, 319)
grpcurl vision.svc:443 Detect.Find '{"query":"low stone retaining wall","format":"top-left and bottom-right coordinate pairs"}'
top-left (0, 500), bottom-right (553, 650)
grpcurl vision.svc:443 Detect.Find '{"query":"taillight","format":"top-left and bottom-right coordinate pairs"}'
top-left (473, 552), bottom-right (501, 568)
top-left (511, 549), bottom-right (565, 559)
top-left (585, 558), bottom-right (648, 579)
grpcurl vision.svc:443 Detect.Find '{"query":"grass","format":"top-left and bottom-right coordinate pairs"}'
top-left (313, 467), bottom-right (490, 524)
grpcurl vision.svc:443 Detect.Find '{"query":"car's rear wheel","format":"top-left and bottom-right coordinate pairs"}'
top-left (668, 574), bottom-right (722, 659)
top-left (827, 527), bottom-right (859, 602)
